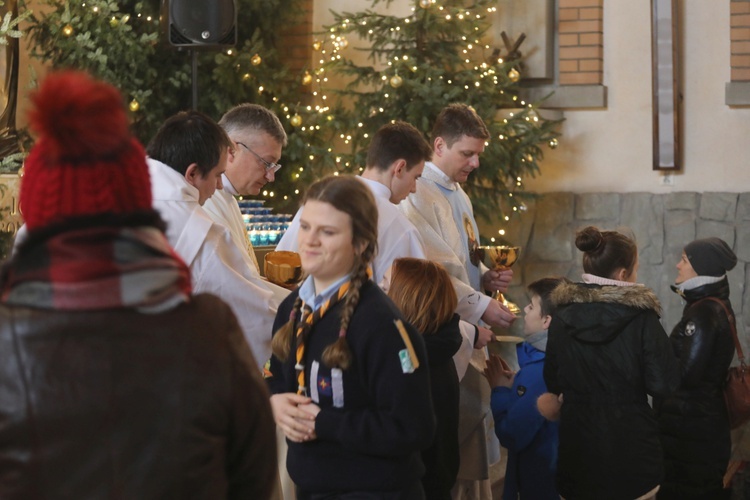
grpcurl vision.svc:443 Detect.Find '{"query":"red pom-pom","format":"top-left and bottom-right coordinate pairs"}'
top-left (28, 71), bottom-right (129, 160)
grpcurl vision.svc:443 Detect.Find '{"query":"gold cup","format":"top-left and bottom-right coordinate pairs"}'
top-left (477, 245), bottom-right (521, 315)
top-left (264, 251), bottom-right (303, 288)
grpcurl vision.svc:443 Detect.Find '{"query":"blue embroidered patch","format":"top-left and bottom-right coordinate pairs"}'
top-left (317, 375), bottom-right (333, 397)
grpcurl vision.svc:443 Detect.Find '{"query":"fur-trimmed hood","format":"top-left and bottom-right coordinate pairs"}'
top-left (550, 281), bottom-right (662, 345)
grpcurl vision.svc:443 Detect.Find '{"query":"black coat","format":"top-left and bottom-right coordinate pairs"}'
top-left (653, 277), bottom-right (736, 499)
top-left (544, 281), bottom-right (680, 500)
top-left (420, 314), bottom-right (462, 500)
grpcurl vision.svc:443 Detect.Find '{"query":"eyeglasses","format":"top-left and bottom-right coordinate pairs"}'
top-left (235, 141), bottom-right (282, 173)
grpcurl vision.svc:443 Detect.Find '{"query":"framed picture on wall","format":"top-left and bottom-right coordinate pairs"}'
top-left (651, 0), bottom-right (682, 171)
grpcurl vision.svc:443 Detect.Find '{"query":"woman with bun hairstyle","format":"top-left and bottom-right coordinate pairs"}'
top-left (654, 237), bottom-right (738, 499)
top-left (543, 226), bottom-right (679, 500)
top-left (386, 257), bottom-right (463, 500)
top-left (266, 176), bottom-right (435, 499)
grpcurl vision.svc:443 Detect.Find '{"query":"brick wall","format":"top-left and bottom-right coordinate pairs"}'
top-left (276, 0), bottom-right (313, 93)
top-left (731, 0), bottom-right (750, 81)
top-left (558, 0), bottom-right (604, 85)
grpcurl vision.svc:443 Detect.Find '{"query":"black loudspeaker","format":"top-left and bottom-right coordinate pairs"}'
top-left (161, 0), bottom-right (237, 48)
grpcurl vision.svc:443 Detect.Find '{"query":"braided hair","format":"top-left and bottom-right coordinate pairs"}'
top-left (271, 296), bottom-right (302, 362)
top-left (270, 175), bottom-right (378, 370)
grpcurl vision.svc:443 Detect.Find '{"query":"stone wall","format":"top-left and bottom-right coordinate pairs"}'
top-left (479, 192), bottom-right (750, 347)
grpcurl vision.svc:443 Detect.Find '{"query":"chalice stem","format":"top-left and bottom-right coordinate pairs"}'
top-left (492, 265), bottom-right (520, 314)
top-left (494, 291), bottom-right (521, 315)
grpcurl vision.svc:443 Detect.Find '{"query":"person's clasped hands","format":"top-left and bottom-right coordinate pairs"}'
top-left (483, 354), bottom-right (516, 389)
top-left (270, 393), bottom-right (320, 443)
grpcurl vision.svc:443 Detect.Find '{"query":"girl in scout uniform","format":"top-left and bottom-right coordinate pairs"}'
top-left (267, 175), bottom-right (435, 499)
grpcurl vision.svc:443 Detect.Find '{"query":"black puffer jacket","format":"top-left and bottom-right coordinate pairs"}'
top-left (544, 281), bottom-right (679, 500)
top-left (653, 277), bottom-right (736, 499)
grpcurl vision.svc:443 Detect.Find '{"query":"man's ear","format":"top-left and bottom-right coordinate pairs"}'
top-left (392, 159), bottom-right (408, 177)
top-left (433, 137), bottom-right (445, 157)
top-left (184, 163), bottom-right (201, 187)
top-left (541, 314), bottom-right (553, 330)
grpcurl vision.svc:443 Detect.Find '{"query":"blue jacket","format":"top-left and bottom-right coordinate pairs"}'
top-left (490, 341), bottom-right (558, 499)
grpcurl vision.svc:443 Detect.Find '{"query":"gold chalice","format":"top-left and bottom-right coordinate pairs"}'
top-left (477, 245), bottom-right (521, 315)
top-left (264, 251), bottom-right (303, 289)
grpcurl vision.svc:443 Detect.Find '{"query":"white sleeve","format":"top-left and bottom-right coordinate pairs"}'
top-left (399, 193), bottom-right (490, 324)
top-left (192, 225), bottom-right (290, 371)
top-left (454, 320), bottom-right (477, 381)
top-left (275, 209), bottom-right (301, 251)
top-left (372, 224), bottom-right (427, 285)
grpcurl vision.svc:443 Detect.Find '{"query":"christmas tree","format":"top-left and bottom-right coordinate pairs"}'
top-left (17, 0), bottom-right (560, 221)
top-left (20, 0), bottom-right (325, 208)
top-left (306, 0), bottom-right (561, 223)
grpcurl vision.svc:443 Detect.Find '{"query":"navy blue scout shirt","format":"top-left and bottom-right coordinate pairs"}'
top-left (267, 280), bottom-right (436, 494)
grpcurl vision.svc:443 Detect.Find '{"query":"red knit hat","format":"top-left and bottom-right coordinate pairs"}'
top-left (20, 71), bottom-right (152, 231)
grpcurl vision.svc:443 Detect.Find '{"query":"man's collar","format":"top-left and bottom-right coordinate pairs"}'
top-left (357, 175), bottom-right (392, 201)
top-left (423, 162), bottom-right (458, 191)
top-left (147, 157), bottom-right (200, 203)
top-left (221, 173), bottom-right (239, 196)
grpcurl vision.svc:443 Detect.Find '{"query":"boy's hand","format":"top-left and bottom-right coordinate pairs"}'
top-left (483, 354), bottom-right (515, 389)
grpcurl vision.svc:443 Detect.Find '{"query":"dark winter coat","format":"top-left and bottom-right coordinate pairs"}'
top-left (544, 281), bottom-right (680, 500)
top-left (653, 277), bottom-right (736, 500)
top-left (421, 313), bottom-right (462, 500)
top-left (491, 340), bottom-right (559, 499)
top-left (0, 294), bottom-right (277, 500)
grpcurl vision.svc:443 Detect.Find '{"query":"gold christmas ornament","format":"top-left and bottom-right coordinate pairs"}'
top-left (290, 114), bottom-right (302, 127)
top-left (420, 0), bottom-right (431, 7)
top-left (251, 54), bottom-right (262, 66)
top-left (389, 75), bottom-right (403, 88)
top-left (312, 40), bottom-right (322, 51)
top-left (109, 17), bottom-right (119, 28)
top-left (128, 99), bottom-right (140, 112)
top-left (337, 38), bottom-right (348, 49)
top-left (548, 138), bottom-right (559, 149)
top-left (508, 68), bottom-right (520, 82)
top-left (62, 24), bottom-right (73, 36)
top-left (302, 72), bottom-right (313, 85)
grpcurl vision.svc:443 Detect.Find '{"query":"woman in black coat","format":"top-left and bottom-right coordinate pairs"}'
top-left (653, 237), bottom-right (738, 499)
top-left (387, 257), bottom-right (463, 500)
top-left (543, 226), bottom-right (680, 500)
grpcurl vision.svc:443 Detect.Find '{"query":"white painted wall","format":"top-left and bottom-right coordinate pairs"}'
top-left (314, 0), bottom-right (750, 194)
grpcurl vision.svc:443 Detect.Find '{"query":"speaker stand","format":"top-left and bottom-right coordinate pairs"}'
top-left (191, 49), bottom-right (198, 110)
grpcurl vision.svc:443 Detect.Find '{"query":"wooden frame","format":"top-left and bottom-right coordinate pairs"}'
top-left (651, 0), bottom-right (682, 171)
top-left (493, 0), bottom-right (555, 81)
